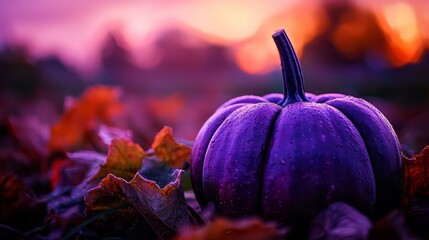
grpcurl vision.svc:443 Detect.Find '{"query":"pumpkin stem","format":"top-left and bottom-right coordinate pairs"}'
top-left (273, 29), bottom-right (308, 106)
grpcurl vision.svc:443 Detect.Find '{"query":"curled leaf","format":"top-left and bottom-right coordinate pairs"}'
top-left (69, 139), bottom-right (144, 201)
top-left (85, 169), bottom-right (188, 239)
top-left (152, 126), bottom-right (191, 168)
top-left (175, 217), bottom-right (285, 240)
top-left (403, 145), bottom-right (429, 206)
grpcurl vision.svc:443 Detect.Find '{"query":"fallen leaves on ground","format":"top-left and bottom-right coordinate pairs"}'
top-left (403, 145), bottom-right (429, 206)
top-left (85, 170), bottom-right (188, 239)
top-left (152, 126), bottom-right (191, 168)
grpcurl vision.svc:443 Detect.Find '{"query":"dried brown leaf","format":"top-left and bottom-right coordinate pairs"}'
top-left (403, 146), bottom-right (429, 205)
top-left (85, 169), bottom-right (188, 238)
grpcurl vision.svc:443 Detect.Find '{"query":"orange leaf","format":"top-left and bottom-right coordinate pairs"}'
top-left (49, 85), bottom-right (124, 152)
top-left (93, 139), bottom-right (145, 182)
top-left (152, 126), bottom-right (191, 168)
top-left (175, 217), bottom-right (285, 240)
top-left (403, 145), bottom-right (429, 205)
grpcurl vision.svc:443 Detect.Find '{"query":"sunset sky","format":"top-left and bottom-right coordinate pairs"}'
top-left (1, 0), bottom-right (428, 74)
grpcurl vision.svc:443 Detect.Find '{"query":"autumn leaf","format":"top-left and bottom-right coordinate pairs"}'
top-left (49, 85), bottom-right (124, 153)
top-left (175, 217), bottom-right (285, 240)
top-left (65, 138), bottom-right (143, 202)
top-left (403, 145), bottom-right (429, 206)
top-left (92, 138), bottom-right (145, 182)
top-left (85, 169), bottom-right (188, 239)
top-left (152, 126), bottom-right (191, 168)
top-left (308, 202), bottom-right (371, 240)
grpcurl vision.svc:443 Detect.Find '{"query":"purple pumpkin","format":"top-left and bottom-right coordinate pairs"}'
top-left (191, 29), bottom-right (403, 224)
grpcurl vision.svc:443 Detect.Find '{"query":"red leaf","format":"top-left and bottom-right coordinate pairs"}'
top-left (403, 145), bottom-right (429, 205)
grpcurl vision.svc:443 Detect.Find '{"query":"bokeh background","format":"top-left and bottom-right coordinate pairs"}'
top-left (1, 0), bottom-right (429, 153)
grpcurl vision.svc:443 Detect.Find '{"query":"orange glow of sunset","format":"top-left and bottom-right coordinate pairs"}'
top-left (377, 2), bottom-right (424, 66)
top-left (235, 4), bottom-right (325, 74)
top-left (1, 0), bottom-right (429, 74)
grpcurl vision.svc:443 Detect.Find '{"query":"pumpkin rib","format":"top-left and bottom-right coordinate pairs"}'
top-left (325, 97), bottom-right (403, 217)
top-left (202, 103), bottom-right (281, 217)
top-left (255, 105), bottom-right (282, 216)
top-left (191, 103), bottom-right (247, 207)
top-left (261, 102), bottom-right (376, 224)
